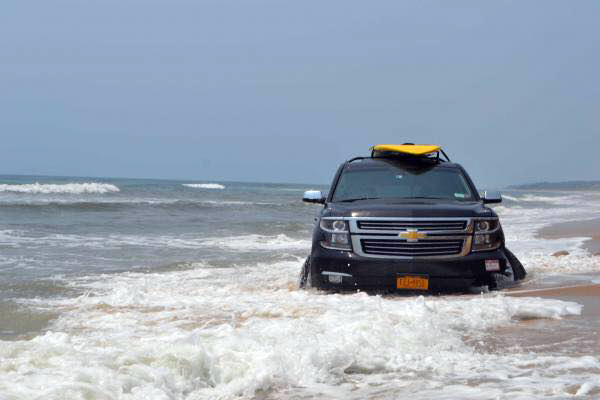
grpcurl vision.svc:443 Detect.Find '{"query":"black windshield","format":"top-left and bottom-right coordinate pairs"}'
top-left (332, 165), bottom-right (475, 202)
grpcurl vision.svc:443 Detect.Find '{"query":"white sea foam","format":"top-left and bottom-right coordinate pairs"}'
top-left (0, 182), bottom-right (120, 194)
top-left (199, 200), bottom-right (276, 206)
top-left (501, 193), bottom-right (580, 205)
top-left (518, 194), bottom-right (579, 204)
top-left (201, 234), bottom-right (311, 251)
top-left (0, 231), bottom-right (310, 252)
top-left (3, 260), bottom-right (591, 400)
top-left (183, 183), bottom-right (225, 189)
top-left (2, 189), bottom-right (600, 398)
top-left (0, 198), bottom-right (278, 208)
top-left (500, 194), bottom-right (520, 202)
top-left (493, 191), bottom-right (600, 275)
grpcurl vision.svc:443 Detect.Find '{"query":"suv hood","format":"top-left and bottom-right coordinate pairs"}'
top-left (324, 199), bottom-right (495, 218)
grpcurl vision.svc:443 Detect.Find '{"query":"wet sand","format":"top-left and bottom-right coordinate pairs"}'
top-left (537, 217), bottom-right (600, 255)
top-left (484, 283), bottom-right (600, 367)
top-left (481, 220), bottom-right (600, 378)
top-left (508, 283), bottom-right (600, 300)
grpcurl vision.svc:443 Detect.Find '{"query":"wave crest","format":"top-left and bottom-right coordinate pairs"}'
top-left (201, 234), bottom-right (310, 251)
top-left (183, 183), bottom-right (225, 190)
top-left (0, 182), bottom-right (120, 194)
top-left (11, 266), bottom-right (586, 400)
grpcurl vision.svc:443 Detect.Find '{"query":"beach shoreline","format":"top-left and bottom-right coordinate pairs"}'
top-left (537, 217), bottom-right (600, 255)
top-left (491, 218), bottom-right (599, 369)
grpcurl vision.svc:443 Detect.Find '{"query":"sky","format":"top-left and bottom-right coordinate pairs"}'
top-left (1, 0), bottom-right (599, 188)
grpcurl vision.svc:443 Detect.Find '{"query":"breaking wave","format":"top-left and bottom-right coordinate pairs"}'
top-left (5, 262), bottom-right (588, 400)
top-left (0, 231), bottom-right (311, 252)
top-left (0, 182), bottom-right (120, 194)
top-left (201, 234), bottom-right (311, 251)
top-left (500, 193), bottom-right (580, 205)
top-left (0, 199), bottom-right (278, 211)
top-left (183, 183), bottom-right (225, 189)
top-left (3, 180), bottom-right (600, 398)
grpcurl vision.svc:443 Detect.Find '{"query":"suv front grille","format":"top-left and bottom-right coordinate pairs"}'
top-left (349, 217), bottom-right (472, 259)
top-left (360, 238), bottom-right (464, 257)
top-left (357, 220), bottom-right (467, 231)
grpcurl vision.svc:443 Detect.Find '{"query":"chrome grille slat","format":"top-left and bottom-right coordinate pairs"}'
top-left (359, 240), bottom-right (463, 245)
top-left (363, 249), bottom-right (462, 256)
top-left (362, 242), bottom-right (462, 249)
top-left (364, 249), bottom-right (462, 254)
top-left (359, 224), bottom-right (465, 229)
top-left (361, 238), bottom-right (463, 256)
top-left (357, 220), bottom-right (466, 231)
top-left (362, 244), bottom-right (462, 251)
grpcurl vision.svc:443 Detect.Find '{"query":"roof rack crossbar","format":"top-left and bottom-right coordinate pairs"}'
top-left (440, 149), bottom-right (451, 162)
top-left (351, 146), bottom-right (451, 164)
top-left (367, 153), bottom-right (448, 163)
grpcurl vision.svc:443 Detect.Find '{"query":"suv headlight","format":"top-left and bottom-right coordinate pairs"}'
top-left (319, 219), bottom-right (351, 251)
top-left (472, 218), bottom-right (502, 252)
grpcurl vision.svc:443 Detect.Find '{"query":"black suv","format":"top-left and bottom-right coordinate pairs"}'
top-left (300, 146), bottom-right (526, 292)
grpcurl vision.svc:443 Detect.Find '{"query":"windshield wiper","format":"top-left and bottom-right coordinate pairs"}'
top-left (337, 197), bottom-right (382, 202)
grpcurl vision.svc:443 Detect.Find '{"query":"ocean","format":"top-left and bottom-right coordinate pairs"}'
top-left (1, 175), bottom-right (599, 399)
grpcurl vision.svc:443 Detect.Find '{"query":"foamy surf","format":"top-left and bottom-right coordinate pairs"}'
top-left (499, 194), bottom-right (579, 204)
top-left (492, 191), bottom-right (600, 275)
top-left (2, 176), bottom-right (600, 399)
top-left (4, 261), bottom-right (591, 400)
top-left (183, 183), bottom-right (225, 189)
top-left (0, 182), bottom-right (120, 194)
top-left (201, 234), bottom-right (311, 251)
top-left (0, 231), bottom-right (311, 252)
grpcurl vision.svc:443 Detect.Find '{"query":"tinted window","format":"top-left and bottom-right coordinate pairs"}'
top-left (332, 165), bottom-right (474, 202)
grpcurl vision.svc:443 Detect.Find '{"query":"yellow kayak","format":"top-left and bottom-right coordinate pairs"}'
top-left (370, 144), bottom-right (441, 156)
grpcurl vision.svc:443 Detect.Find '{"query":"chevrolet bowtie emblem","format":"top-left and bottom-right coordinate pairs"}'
top-left (399, 229), bottom-right (427, 242)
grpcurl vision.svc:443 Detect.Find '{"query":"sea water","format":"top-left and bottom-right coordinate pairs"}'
top-left (0, 175), bottom-right (599, 399)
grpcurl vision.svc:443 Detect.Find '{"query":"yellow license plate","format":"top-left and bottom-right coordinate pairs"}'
top-left (396, 276), bottom-right (429, 290)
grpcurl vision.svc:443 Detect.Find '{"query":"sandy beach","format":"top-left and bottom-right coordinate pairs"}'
top-left (525, 216), bottom-right (600, 316)
top-left (537, 217), bottom-right (600, 255)
top-left (509, 282), bottom-right (600, 299)
top-left (491, 218), bottom-right (600, 387)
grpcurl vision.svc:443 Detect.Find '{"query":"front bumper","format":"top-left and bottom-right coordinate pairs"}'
top-left (310, 245), bottom-right (509, 291)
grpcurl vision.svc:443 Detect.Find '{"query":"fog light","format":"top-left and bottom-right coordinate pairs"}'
top-left (328, 275), bottom-right (343, 284)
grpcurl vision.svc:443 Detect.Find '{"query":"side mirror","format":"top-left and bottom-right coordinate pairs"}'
top-left (482, 190), bottom-right (502, 204)
top-left (303, 190), bottom-right (326, 204)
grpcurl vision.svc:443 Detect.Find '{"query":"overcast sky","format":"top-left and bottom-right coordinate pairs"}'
top-left (1, 0), bottom-right (599, 188)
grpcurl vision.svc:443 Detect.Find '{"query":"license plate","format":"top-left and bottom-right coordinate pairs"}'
top-left (396, 275), bottom-right (429, 290)
top-left (485, 259), bottom-right (500, 272)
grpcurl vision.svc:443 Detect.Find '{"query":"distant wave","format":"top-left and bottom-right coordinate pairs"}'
top-left (0, 199), bottom-right (284, 212)
top-left (0, 230), bottom-right (311, 251)
top-left (519, 194), bottom-right (578, 203)
top-left (500, 194), bottom-right (579, 205)
top-left (501, 195), bottom-right (520, 202)
top-left (183, 183), bottom-right (225, 190)
top-left (0, 182), bottom-right (120, 194)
